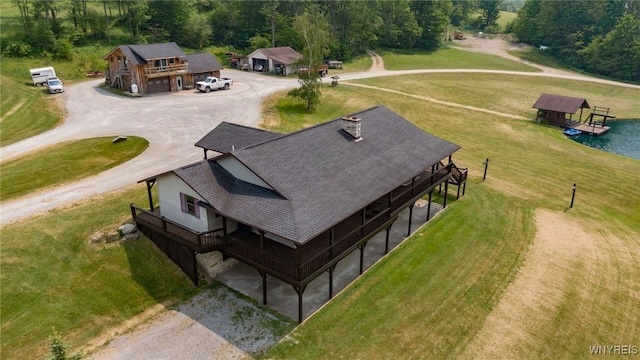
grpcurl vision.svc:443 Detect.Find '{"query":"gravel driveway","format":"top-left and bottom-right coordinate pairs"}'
top-left (0, 70), bottom-right (298, 224)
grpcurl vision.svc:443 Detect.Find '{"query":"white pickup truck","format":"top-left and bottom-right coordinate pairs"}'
top-left (195, 76), bottom-right (233, 93)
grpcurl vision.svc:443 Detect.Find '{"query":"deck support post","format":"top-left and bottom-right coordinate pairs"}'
top-left (385, 223), bottom-right (393, 254)
top-left (328, 264), bottom-right (337, 299)
top-left (359, 243), bottom-right (367, 275)
top-left (426, 191), bottom-right (433, 221)
top-left (443, 181), bottom-right (449, 208)
top-left (191, 249), bottom-right (199, 287)
top-left (408, 202), bottom-right (415, 236)
top-left (294, 285), bottom-right (307, 323)
top-left (145, 179), bottom-right (156, 211)
top-left (260, 271), bottom-right (267, 305)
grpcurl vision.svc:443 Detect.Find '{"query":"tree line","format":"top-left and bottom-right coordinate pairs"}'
top-left (511, 0), bottom-right (640, 82)
top-left (4, 0), bottom-right (510, 59)
top-left (3, 0), bottom-right (639, 83)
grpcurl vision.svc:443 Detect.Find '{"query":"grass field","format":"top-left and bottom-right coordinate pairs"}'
top-left (1, 137), bottom-right (148, 200)
top-left (377, 47), bottom-right (539, 72)
top-left (262, 77), bottom-right (640, 358)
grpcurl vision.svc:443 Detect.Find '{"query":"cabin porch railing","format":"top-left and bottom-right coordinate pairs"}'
top-left (390, 163), bottom-right (452, 213)
top-left (130, 204), bottom-right (225, 252)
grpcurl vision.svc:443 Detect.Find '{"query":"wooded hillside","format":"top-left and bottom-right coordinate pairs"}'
top-left (2, 0), bottom-right (638, 83)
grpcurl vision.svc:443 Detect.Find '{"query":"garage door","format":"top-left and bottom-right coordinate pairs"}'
top-left (147, 77), bottom-right (170, 94)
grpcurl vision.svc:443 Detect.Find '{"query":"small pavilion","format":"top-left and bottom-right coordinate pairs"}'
top-left (532, 93), bottom-right (590, 126)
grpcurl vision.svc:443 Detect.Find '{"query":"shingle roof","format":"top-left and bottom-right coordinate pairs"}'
top-left (104, 42), bottom-right (186, 65)
top-left (532, 93), bottom-right (590, 113)
top-left (173, 105), bottom-right (460, 244)
top-left (185, 52), bottom-right (224, 73)
top-left (195, 122), bottom-right (282, 153)
top-left (252, 46), bottom-right (303, 65)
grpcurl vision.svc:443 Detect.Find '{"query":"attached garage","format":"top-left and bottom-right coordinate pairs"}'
top-left (147, 77), bottom-right (171, 94)
top-left (192, 73), bottom-right (209, 82)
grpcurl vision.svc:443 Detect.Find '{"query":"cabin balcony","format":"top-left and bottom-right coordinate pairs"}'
top-left (144, 64), bottom-right (188, 78)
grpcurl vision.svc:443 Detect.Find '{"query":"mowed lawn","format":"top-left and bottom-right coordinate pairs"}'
top-left (0, 186), bottom-right (199, 360)
top-left (378, 47), bottom-right (540, 72)
top-left (1, 137), bottom-right (148, 200)
top-left (264, 77), bottom-right (640, 358)
top-left (0, 75), bottom-right (64, 147)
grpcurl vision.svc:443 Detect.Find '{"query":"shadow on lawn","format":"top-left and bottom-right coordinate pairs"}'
top-left (121, 233), bottom-right (295, 358)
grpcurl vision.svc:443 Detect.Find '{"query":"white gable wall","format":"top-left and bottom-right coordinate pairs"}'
top-left (217, 156), bottom-right (273, 189)
top-left (157, 173), bottom-right (209, 232)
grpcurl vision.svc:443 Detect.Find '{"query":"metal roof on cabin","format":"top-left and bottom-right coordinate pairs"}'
top-left (174, 105), bottom-right (461, 244)
top-left (195, 122), bottom-right (283, 153)
top-left (185, 52), bottom-right (224, 73)
top-left (532, 93), bottom-right (590, 113)
top-left (251, 46), bottom-right (303, 65)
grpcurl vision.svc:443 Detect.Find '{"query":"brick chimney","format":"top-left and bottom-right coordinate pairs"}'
top-left (342, 116), bottom-right (362, 140)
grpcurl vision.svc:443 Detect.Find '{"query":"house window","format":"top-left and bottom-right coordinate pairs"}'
top-left (180, 193), bottom-right (200, 218)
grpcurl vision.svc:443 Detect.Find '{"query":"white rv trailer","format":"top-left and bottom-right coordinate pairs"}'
top-left (29, 66), bottom-right (57, 86)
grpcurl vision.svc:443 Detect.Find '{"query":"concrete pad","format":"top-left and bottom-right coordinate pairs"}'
top-left (215, 200), bottom-right (445, 322)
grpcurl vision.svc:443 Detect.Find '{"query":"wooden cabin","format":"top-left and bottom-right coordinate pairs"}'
top-left (104, 42), bottom-right (187, 95)
top-left (532, 93), bottom-right (590, 126)
top-left (130, 106), bottom-right (467, 322)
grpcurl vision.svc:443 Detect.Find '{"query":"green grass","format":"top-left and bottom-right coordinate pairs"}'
top-left (268, 187), bottom-right (535, 359)
top-left (1, 137), bottom-right (149, 200)
top-left (378, 47), bottom-right (540, 72)
top-left (0, 186), bottom-right (199, 360)
top-left (0, 75), bottom-right (65, 147)
top-left (497, 11), bottom-right (517, 31)
top-left (262, 77), bottom-right (640, 358)
top-left (351, 73), bottom-right (640, 119)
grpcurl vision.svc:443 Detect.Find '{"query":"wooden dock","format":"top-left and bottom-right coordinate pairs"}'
top-left (569, 122), bottom-right (610, 136)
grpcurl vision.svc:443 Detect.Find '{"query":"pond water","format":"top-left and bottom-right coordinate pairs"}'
top-left (569, 120), bottom-right (640, 160)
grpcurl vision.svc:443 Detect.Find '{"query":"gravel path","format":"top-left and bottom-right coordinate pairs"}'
top-left (88, 286), bottom-right (294, 360)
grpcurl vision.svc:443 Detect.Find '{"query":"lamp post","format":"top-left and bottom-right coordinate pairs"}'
top-left (570, 183), bottom-right (577, 208)
top-left (482, 158), bottom-right (491, 181)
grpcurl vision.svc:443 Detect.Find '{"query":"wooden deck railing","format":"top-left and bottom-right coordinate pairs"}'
top-left (390, 163), bottom-right (452, 212)
top-left (144, 64), bottom-right (188, 76)
top-left (130, 205), bottom-right (225, 252)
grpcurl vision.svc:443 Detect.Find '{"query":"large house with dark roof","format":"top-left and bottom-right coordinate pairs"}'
top-left (131, 105), bottom-right (467, 322)
top-left (103, 42), bottom-right (223, 95)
